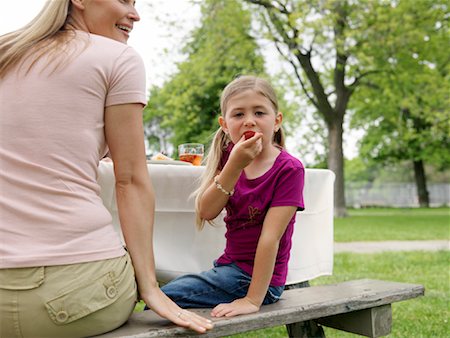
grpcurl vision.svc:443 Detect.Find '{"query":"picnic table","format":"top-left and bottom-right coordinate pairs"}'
top-left (97, 160), bottom-right (335, 285)
top-left (96, 161), bottom-right (424, 337)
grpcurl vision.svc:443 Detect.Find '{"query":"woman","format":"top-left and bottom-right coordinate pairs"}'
top-left (0, 1), bottom-right (212, 337)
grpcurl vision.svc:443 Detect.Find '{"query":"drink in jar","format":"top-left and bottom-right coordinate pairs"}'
top-left (178, 143), bottom-right (204, 166)
top-left (179, 154), bottom-right (203, 166)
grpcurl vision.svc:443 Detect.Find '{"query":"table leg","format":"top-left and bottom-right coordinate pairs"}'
top-left (285, 281), bottom-right (326, 338)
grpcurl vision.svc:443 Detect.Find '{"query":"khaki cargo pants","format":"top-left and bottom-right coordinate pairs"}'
top-left (0, 253), bottom-right (137, 338)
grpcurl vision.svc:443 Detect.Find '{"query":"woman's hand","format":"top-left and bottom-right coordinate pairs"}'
top-left (141, 286), bottom-right (214, 334)
top-left (228, 132), bottom-right (263, 169)
top-left (210, 297), bottom-right (260, 318)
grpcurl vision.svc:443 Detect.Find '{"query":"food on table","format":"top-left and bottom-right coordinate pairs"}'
top-left (151, 153), bottom-right (173, 161)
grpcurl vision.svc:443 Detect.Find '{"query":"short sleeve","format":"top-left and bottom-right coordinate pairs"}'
top-left (271, 161), bottom-right (305, 210)
top-left (105, 47), bottom-right (147, 107)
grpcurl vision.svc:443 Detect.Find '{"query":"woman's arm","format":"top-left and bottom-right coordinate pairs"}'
top-left (211, 205), bottom-right (297, 317)
top-left (105, 103), bottom-right (212, 333)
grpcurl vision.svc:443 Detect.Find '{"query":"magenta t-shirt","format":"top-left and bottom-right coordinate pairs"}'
top-left (216, 146), bottom-right (305, 286)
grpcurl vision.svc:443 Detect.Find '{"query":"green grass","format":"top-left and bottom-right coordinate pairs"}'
top-left (334, 207), bottom-right (449, 242)
top-left (228, 251), bottom-right (450, 338)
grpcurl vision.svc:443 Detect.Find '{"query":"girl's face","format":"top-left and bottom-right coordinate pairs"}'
top-left (70, 0), bottom-right (140, 44)
top-left (220, 89), bottom-right (282, 147)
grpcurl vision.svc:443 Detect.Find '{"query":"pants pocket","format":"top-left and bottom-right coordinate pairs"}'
top-left (0, 267), bottom-right (44, 290)
top-left (45, 271), bottom-right (119, 325)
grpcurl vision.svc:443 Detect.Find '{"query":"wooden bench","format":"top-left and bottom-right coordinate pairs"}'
top-left (94, 279), bottom-right (424, 338)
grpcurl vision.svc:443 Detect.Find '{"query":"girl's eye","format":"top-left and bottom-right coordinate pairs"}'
top-left (255, 111), bottom-right (265, 116)
top-left (234, 112), bottom-right (244, 117)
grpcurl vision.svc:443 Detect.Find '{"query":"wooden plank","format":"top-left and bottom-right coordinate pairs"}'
top-left (317, 304), bottom-right (392, 337)
top-left (93, 279), bottom-right (424, 338)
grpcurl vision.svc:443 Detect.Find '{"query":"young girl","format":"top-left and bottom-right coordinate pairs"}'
top-left (161, 75), bottom-right (305, 318)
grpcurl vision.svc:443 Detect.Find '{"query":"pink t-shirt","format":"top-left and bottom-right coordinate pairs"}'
top-left (0, 32), bottom-right (147, 268)
top-left (216, 146), bottom-right (305, 286)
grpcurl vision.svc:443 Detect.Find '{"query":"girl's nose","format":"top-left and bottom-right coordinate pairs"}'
top-left (244, 116), bottom-right (256, 126)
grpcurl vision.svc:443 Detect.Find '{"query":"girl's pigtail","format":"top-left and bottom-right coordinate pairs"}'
top-left (273, 127), bottom-right (285, 148)
top-left (194, 128), bottom-right (229, 230)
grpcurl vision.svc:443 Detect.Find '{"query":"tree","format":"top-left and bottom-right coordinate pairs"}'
top-left (350, 0), bottom-right (449, 207)
top-left (243, 0), bottom-right (398, 216)
top-left (144, 0), bottom-right (266, 155)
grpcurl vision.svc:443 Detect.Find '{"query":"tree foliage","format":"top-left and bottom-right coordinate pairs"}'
top-left (352, 0), bottom-right (449, 167)
top-left (143, 0), bottom-right (266, 155)
top-left (350, 0), bottom-right (449, 206)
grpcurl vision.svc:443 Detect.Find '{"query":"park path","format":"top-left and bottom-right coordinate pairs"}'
top-left (334, 240), bottom-right (449, 253)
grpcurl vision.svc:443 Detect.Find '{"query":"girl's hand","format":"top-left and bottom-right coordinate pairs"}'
top-left (228, 132), bottom-right (263, 169)
top-left (141, 286), bottom-right (214, 333)
top-left (210, 297), bottom-right (260, 318)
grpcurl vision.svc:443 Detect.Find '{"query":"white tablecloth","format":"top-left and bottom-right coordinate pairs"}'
top-left (97, 161), bottom-right (335, 285)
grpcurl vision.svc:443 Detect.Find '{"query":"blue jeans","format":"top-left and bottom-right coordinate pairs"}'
top-left (156, 262), bottom-right (284, 308)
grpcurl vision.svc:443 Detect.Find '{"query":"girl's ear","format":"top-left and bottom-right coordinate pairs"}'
top-left (274, 112), bottom-right (283, 132)
top-left (218, 116), bottom-right (228, 134)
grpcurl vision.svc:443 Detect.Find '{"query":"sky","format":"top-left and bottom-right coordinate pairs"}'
top-left (0, 0), bottom-right (360, 160)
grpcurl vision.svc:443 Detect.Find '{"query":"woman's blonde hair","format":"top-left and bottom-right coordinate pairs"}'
top-left (0, 0), bottom-right (74, 78)
top-left (194, 75), bottom-right (285, 229)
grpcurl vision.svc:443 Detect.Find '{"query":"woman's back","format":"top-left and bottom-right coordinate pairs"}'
top-left (0, 32), bottom-right (146, 269)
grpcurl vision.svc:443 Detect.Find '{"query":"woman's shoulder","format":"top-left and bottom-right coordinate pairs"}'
top-left (87, 32), bottom-right (127, 48)
top-left (75, 31), bottom-right (141, 59)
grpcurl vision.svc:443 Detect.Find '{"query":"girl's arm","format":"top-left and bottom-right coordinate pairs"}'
top-left (198, 135), bottom-right (262, 220)
top-left (210, 205), bottom-right (297, 317)
top-left (197, 164), bottom-right (240, 220)
top-left (105, 103), bottom-right (213, 333)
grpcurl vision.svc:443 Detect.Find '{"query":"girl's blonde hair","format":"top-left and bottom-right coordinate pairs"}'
top-left (0, 0), bottom-right (75, 78)
top-left (194, 75), bottom-right (285, 229)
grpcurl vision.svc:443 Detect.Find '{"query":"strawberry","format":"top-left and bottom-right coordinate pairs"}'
top-left (243, 131), bottom-right (255, 140)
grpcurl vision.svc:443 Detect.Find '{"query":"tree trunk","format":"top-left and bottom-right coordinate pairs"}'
top-left (413, 160), bottom-right (429, 207)
top-left (244, 0), bottom-right (350, 217)
top-left (328, 118), bottom-right (347, 217)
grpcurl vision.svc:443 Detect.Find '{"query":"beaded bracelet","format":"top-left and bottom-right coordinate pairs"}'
top-left (214, 175), bottom-right (234, 196)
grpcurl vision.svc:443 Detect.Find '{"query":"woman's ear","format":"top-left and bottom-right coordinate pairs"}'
top-left (218, 116), bottom-right (228, 134)
top-left (71, 0), bottom-right (85, 10)
top-left (274, 112), bottom-right (283, 132)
